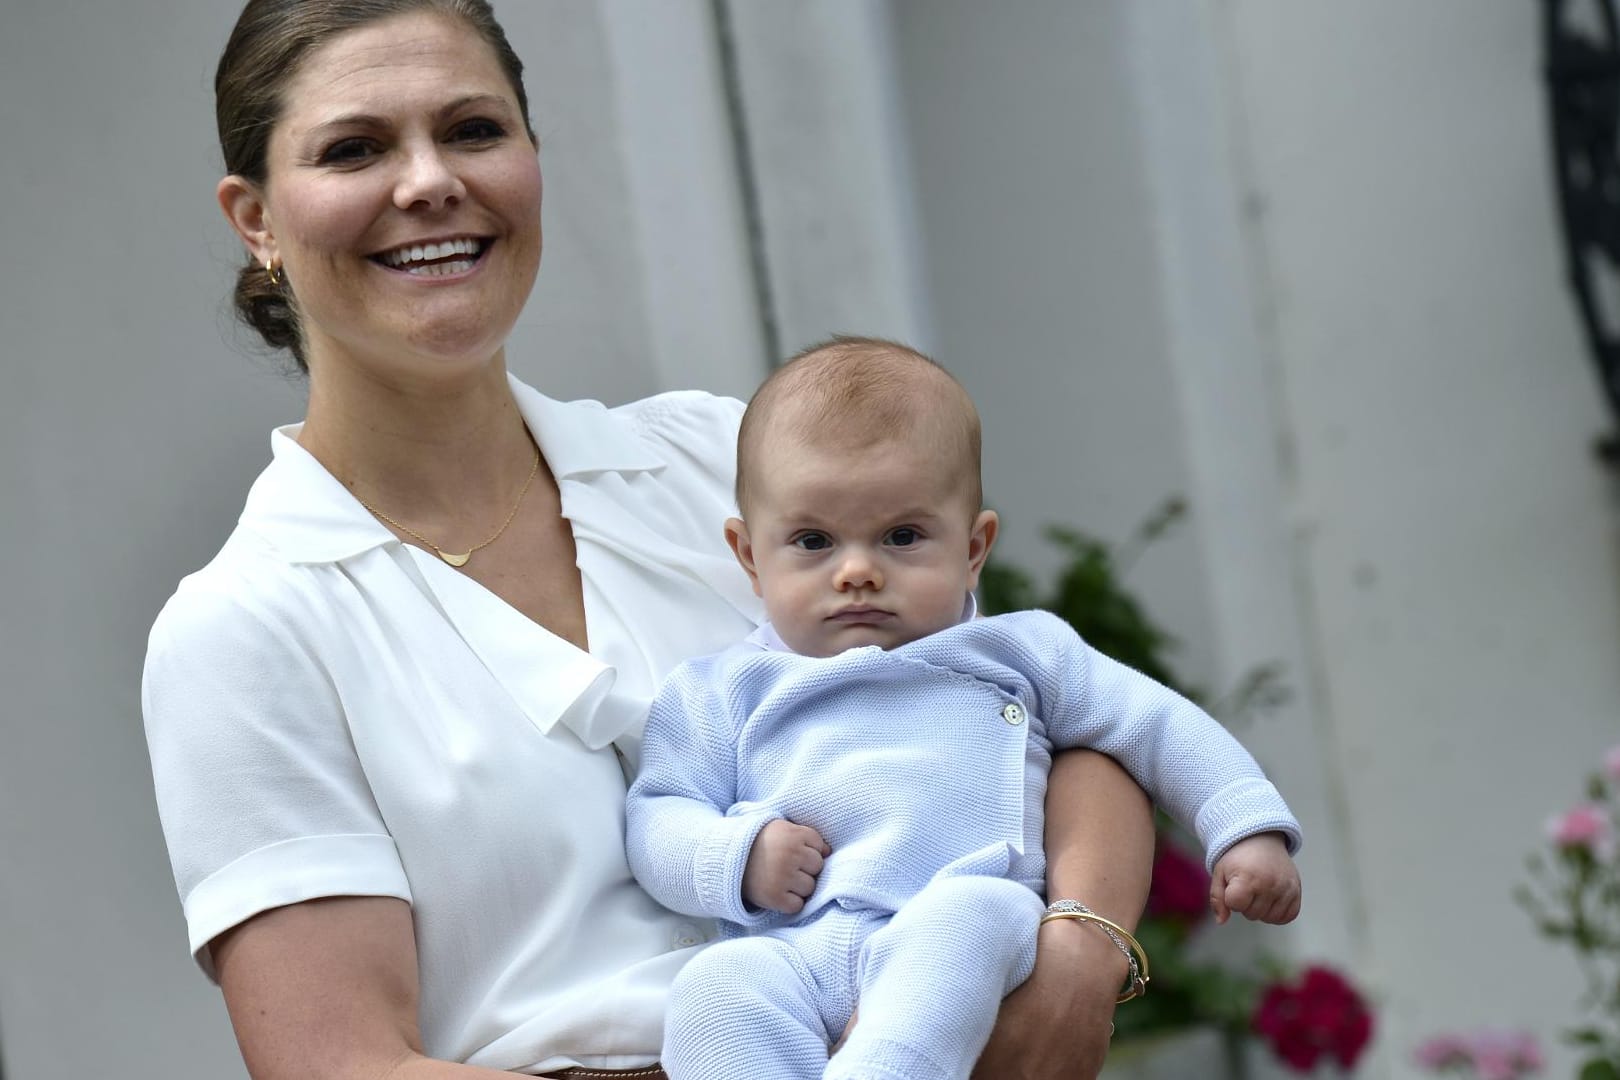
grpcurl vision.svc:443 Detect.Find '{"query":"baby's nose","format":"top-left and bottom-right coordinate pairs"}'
top-left (834, 551), bottom-right (882, 590)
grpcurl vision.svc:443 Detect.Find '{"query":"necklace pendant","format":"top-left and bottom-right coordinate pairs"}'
top-left (439, 549), bottom-right (472, 568)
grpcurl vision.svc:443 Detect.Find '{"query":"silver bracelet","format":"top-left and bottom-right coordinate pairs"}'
top-left (1042, 899), bottom-right (1149, 1002)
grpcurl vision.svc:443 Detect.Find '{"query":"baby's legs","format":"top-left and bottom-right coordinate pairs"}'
top-left (827, 876), bottom-right (1044, 1080)
top-left (662, 913), bottom-right (858, 1080)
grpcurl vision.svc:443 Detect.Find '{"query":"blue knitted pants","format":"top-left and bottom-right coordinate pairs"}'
top-left (661, 875), bottom-right (1044, 1080)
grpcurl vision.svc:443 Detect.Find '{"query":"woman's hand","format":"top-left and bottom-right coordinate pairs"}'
top-left (972, 748), bottom-right (1155, 1080)
top-left (970, 916), bottom-right (1127, 1079)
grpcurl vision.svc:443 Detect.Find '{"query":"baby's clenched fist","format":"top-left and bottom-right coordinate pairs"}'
top-left (743, 819), bottom-right (831, 914)
top-left (1210, 832), bottom-right (1301, 926)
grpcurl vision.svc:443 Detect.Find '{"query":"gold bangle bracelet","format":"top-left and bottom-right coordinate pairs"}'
top-left (1039, 907), bottom-right (1151, 1003)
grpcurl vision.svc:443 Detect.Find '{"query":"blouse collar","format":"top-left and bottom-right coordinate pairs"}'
top-left (238, 375), bottom-right (667, 565)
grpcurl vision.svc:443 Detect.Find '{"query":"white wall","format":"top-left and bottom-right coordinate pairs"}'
top-left (889, 0), bottom-right (1222, 690)
top-left (1211, 3), bottom-right (1620, 1074)
top-left (2, 5), bottom-right (287, 1074)
top-left (1123, 0), bottom-right (1361, 973)
top-left (721, 0), bottom-right (932, 355)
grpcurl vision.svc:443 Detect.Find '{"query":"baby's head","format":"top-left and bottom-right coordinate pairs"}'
top-left (726, 336), bottom-right (999, 657)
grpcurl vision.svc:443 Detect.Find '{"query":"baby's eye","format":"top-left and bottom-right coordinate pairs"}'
top-left (793, 532), bottom-right (831, 552)
top-left (885, 526), bottom-right (921, 547)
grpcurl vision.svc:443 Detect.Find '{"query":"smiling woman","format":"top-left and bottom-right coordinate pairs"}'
top-left (217, 10), bottom-right (542, 383)
top-left (138, 3), bottom-right (1159, 1079)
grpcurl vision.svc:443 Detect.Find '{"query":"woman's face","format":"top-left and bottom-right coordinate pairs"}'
top-left (222, 11), bottom-right (543, 383)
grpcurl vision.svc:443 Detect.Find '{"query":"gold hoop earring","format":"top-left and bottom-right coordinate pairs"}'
top-left (265, 259), bottom-right (283, 287)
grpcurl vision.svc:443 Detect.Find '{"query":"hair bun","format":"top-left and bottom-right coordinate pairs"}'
top-left (233, 261), bottom-right (305, 365)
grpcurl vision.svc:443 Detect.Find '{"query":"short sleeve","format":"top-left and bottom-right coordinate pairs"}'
top-left (609, 391), bottom-right (762, 623)
top-left (142, 574), bottom-right (410, 979)
top-left (624, 391), bottom-right (746, 506)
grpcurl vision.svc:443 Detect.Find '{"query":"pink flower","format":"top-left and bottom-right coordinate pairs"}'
top-left (1546, 803), bottom-right (1613, 858)
top-left (1414, 1034), bottom-right (1470, 1069)
top-left (1470, 1031), bottom-right (1544, 1080)
top-left (1252, 965), bottom-right (1375, 1074)
top-left (1604, 744), bottom-right (1620, 783)
top-left (1413, 1029), bottom-right (1543, 1078)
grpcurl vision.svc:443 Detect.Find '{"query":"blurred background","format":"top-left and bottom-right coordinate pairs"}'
top-left (3, 1), bottom-right (1617, 1077)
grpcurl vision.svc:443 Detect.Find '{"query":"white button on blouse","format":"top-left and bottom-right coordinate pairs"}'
top-left (142, 377), bottom-right (763, 1074)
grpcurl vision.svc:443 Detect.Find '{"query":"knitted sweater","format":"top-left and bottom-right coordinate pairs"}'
top-left (625, 610), bottom-right (1300, 933)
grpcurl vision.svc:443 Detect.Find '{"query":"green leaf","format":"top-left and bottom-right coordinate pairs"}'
top-left (1578, 1058), bottom-right (1620, 1080)
top-left (976, 558), bottom-right (1036, 617)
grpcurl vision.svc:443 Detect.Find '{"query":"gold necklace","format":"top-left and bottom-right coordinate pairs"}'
top-left (355, 442), bottom-right (541, 568)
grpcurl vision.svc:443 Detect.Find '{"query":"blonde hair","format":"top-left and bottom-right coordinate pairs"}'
top-left (736, 336), bottom-right (983, 515)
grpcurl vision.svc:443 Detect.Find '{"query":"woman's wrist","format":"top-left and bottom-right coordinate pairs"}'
top-left (1038, 911), bottom-right (1133, 997)
top-left (1041, 900), bottom-right (1149, 1002)
top-left (971, 912), bottom-right (1120, 1080)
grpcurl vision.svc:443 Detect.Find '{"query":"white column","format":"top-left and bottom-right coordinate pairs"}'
top-left (596, 0), bottom-right (768, 399)
top-left (1124, 0), bottom-right (1362, 969)
top-left (502, 0), bottom-right (767, 402)
top-left (718, 0), bottom-right (933, 356)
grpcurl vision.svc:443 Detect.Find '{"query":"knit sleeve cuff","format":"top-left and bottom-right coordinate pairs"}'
top-left (1195, 779), bottom-right (1304, 870)
top-left (695, 808), bottom-right (779, 926)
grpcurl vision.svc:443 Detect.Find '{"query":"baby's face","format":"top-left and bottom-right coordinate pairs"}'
top-left (727, 434), bottom-right (996, 658)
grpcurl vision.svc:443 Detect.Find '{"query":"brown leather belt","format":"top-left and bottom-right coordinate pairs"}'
top-left (546, 1067), bottom-right (668, 1079)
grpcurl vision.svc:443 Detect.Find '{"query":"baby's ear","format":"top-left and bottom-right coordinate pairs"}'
top-left (965, 510), bottom-right (999, 588)
top-left (724, 517), bottom-right (764, 597)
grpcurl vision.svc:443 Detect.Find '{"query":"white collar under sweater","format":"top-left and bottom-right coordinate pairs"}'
top-left (744, 594), bottom-right (980, 655)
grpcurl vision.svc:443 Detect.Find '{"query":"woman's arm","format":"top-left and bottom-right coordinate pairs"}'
top-left (213, 897), bottom-right (515, 1080)
top-left (971, 748), bottom-right (1156, 1080)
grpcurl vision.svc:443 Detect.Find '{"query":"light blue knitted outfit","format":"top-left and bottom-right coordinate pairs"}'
top-left (626, 610), bottom-right (1301, 1080)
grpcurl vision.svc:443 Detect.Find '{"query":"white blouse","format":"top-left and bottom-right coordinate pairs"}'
top-left (141, 376), bottom-right (763, 1074)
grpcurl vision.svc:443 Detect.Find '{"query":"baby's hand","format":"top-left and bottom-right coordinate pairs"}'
top-left (743, 819), bottom-right (831, 914)
top-left (1210, 832), bottom-right (1301, 925)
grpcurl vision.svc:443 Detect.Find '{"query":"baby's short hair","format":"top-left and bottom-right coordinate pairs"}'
top-left (735, 335), bottom-right (983, 516)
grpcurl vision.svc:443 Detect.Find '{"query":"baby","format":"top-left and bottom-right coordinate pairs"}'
top-left (625, 337), bottom-right (1302, 1080)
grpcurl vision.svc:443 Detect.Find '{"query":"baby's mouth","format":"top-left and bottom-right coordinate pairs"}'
top-left (827, 607), bottom-right (895, 623)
